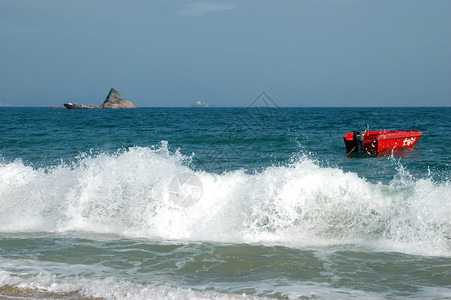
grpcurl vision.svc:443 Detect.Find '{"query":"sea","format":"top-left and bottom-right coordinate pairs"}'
top-left (0, 103), bottom-right (450, 299)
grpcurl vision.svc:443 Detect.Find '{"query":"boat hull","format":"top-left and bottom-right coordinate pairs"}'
top-left (64, 103), bottom-right (85, 109)
top-left (344, 130), bottom-right (422, 154)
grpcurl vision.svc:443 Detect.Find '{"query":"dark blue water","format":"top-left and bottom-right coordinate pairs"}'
top-left (2, 107), bottom-right (450, 179)
top-left (0, 107), bottom-right (450, 299)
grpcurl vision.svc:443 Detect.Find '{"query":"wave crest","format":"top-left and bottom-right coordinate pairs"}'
top-left (0, 143), bottom-right (450, 256)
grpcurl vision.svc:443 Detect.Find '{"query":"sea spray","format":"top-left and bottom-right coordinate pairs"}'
top-left (1, 143), bottom-right (450, 256)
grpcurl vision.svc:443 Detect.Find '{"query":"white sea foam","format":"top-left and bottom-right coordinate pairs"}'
top-left (1, 142), bottom-right (450, 256)
top-left (0, 270), bottom-right (263, 300)
top-left (5, 267), bottom-right (444, 300)
top-left (1, 268), bottom-right (413, 300)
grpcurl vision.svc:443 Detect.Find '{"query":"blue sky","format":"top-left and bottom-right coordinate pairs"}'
top-left (1, 1), bottom-right (450, 107)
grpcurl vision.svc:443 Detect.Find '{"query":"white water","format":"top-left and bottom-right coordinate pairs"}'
top-left (0, 269), bottom-right (260, 300)
top-left (1, 268), bottom-right (395, 300)
top-left (1, 143), bottom-right (450, 257)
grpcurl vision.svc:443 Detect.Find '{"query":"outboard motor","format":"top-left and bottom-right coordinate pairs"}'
top-left (353, 131), bottom-right (365, 152)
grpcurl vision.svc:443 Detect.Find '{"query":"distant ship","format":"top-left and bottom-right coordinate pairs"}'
top-left (63, 102), bottom-right (86, 109)
top-left (191, 101), bottom-right (216, 107)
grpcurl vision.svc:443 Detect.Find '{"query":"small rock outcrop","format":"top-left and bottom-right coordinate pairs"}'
top-left (101, 88), bottom-right (136, 108)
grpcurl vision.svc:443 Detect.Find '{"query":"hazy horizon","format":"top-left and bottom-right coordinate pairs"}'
top-left (1, 1), bottom-right (450, 107)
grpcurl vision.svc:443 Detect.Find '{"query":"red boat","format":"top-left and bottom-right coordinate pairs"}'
top-left (344, 126), bottom-right (422, 155)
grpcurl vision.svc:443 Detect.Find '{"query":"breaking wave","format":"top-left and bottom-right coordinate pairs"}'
top-left (1, 142), bottom-right (450, 256)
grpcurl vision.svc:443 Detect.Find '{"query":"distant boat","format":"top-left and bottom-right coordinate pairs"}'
top-left (344, 126), bottom-right (422, 155)
top-left (64, 102), bottom-right (85, 109)
top-left (191, 101), bottom-right (216, 107)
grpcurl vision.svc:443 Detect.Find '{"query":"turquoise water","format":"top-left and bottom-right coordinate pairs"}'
top-left (0, 106), bottom-right (450, 299)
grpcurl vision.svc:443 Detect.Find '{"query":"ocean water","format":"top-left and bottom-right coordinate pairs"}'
top-left (0, 105), bottom-right (450, 299)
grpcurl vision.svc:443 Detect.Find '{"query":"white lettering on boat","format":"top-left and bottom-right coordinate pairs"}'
top-left (402, 137), bottom-right (416, 147)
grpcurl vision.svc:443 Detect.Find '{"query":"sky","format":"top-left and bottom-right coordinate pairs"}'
top-left (0, 1), bottom-right (450, 107)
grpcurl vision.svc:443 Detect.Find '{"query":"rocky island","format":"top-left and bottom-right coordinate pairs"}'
top-left (61, 88), bottom-right (136, 109)
top-left (101, 88), bottom-right (136, 109)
